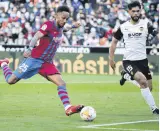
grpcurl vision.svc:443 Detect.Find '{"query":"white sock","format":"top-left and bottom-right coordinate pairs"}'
top-left (129, 80), bottom-right (140, 88)
top-left (1, 62), bottom-right (7, 67)
top-left (65, 105), bottom-right (72, 111)
top-left (141, 87), bottom-right (157, 111)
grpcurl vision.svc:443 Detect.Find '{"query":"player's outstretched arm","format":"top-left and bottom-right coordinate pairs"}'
top-left (109, 37), bottom-right (118, 70)
top-left (63, 21), bottom-right (81, 32)
top-left (23, 31), bottom-right (44, 58)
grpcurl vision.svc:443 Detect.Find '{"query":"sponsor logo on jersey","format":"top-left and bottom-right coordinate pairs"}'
top-left (128, 33), bottom-right (142, 38)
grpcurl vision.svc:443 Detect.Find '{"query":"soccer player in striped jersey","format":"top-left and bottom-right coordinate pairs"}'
top-left (0, 6), bottom-right (84, 116)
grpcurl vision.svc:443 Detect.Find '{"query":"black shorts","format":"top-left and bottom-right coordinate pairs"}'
top-left (123, 58), bottom-right (152, 80)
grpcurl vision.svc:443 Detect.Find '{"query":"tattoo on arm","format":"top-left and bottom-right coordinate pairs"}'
top-left (29, 31), bottom-right (44, 49)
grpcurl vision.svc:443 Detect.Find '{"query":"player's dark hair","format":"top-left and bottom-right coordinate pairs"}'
top-left (56, 6), bottom-right (70, 14)
top-left (128, 1), bottom-right (141, 10)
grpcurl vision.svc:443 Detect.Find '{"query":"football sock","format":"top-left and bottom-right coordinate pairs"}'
top-left (129, 80), bottom-right (140, 88)
top-left (1, 64), bottom-right (12, 83)
top-left (57, 86), bottom-right (71, 109)
top-left (141, 87), bottom-right (157, 111)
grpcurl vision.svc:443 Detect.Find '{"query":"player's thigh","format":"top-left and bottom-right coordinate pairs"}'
top-left (123, 60), bottom-right (147, 86)
top-left (13, 58), bottom-right (43, 79)
top-left (38, 62), bottom-right (64, 86)
top-left (47, 74), bottom-right (66, 86)
top-left (134, 71), bottom-right (147, 81)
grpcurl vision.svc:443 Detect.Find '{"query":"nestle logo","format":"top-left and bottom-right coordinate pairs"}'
top-left (128, 33), bottom-right (142, 37)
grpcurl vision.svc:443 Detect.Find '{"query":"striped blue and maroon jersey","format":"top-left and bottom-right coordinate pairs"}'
top-left (31, 20), bottom-right (63, 63)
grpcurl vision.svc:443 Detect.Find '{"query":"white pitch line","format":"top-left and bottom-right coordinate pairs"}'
top-left (78, 119), bottom-right (159, 128)
top-left (90, 127), bottom-right (159, 131)
top-left (0, 81), bottom-right (118, 84)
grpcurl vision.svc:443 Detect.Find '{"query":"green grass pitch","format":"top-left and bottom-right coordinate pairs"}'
top-left (0, 73), bottom-right (159, 131)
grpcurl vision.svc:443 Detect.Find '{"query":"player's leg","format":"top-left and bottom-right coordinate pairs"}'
top-left (0, 59), bottom-right (19, 84)
top-left (119, 70), bottom-right (127, 85)
top-left (47, 74), bottom-right (71, 110)
top-left (120, 70), bottom-right (140, 88)
top-left (47, 74), bottom-right (84, 116)
top-left (0, 58), bottom-right (43, 85)
top-left (140, 59), bottom-right (153, 92)
top-left (120, 69), bottom-right (152, 91)
top-left (123, 60), bottom-right (158, 114)
top-left (134, 71), bottom-right (158, 114)
top-left (39, 62), bottom-right (84, 116)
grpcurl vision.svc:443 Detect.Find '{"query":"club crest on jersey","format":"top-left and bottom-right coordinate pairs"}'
top-left (139, 27), bottom-right (144, 31)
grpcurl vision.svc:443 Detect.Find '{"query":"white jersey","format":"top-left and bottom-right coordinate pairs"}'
top-left (114, 19), bottom-right (155, 61)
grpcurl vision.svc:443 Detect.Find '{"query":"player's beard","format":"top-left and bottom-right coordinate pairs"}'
top-left (58, 22), bottom-right (65, 28)
top-left (131, 16), bottom-right (140, 22)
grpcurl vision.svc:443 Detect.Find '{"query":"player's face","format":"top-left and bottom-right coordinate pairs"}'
top-left (56, 12), bottom-right (70, 28)
top-left (129, 6), bottom-right (141, 22)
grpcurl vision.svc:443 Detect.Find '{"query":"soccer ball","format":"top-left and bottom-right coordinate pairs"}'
top-left (80, 106), bottom-right (96, 121)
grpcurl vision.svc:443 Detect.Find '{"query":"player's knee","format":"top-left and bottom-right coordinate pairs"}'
top-left (139, 79), bottom-right (147, 88)
top-left (7, 77), bottom-right (18, 85)
top-left (7, 79), bottom-right (16, 85)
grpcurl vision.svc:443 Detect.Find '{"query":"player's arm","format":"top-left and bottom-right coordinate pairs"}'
top-left (29, 31), bottom-right (44, 49)
top-left (63, 21), bottom-right (81, 32)
top-left (23, 21), bottom-right (51, 58)
top-left (23, 31), bottom-right (44, 58)
top-left (109, 27), bottom-right (123, 70)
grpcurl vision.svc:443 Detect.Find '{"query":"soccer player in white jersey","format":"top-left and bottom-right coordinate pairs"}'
top-left (109, 1), bottom-right (159, 114)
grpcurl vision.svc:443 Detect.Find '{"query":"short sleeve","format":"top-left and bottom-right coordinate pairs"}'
top-left (39, 21), bottom-right (52, 35)
top-left (113, 27), bottom-right (123, 40)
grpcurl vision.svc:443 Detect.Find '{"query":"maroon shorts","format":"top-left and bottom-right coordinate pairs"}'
top-left (39, 62), bottom-right (60, 79)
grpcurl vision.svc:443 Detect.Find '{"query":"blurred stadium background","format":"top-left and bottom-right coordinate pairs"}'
top-left (0, 0), bottom-right (159, 49)
top-left (0, 0), bottom-right (159, 131)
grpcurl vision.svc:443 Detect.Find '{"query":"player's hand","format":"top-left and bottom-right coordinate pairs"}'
top-left (109, 58), bottom-right (116, 70)
top-left (23, 49), bottom-right (31, 58)
top-left (73, 21), bottom-right (81, 28)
